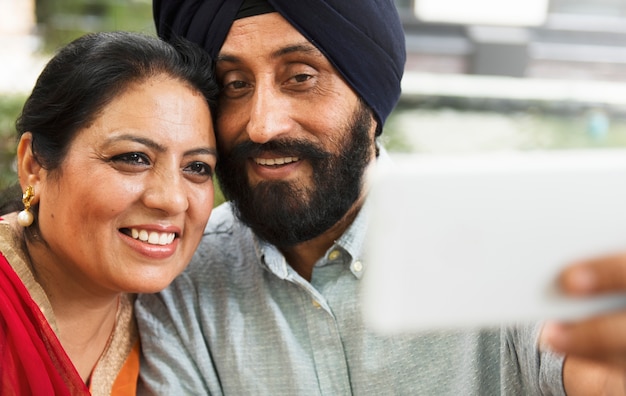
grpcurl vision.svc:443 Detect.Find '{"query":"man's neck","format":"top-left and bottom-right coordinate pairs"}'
top-left (279, 196), bottom-right (365, 281)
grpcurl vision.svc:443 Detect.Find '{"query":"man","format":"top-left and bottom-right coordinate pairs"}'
top-left (137, 0), bottom-right (626, 394)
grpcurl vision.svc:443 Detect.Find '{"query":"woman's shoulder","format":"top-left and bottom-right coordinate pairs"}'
top-left (89, 293), bottom-right (139, 396)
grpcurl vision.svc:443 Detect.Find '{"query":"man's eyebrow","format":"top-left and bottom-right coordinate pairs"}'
top-left (272, 42), bottom-right (321, 58)
top-left (216, 42), bottom-right (321, 64)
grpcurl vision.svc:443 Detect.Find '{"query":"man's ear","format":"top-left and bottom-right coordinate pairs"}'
top-left (16, 132), bottom-right (43, 205)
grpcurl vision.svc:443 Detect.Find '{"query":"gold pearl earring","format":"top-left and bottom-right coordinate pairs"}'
top-left (17, 185), bottom-right (34, 227)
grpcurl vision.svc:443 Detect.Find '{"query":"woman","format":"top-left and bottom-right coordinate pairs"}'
top-left (0, 31), bottom-right (218, 395)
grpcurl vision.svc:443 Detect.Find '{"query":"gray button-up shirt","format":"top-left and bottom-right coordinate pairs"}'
top-left (136, 197), bottom-right (565, 395)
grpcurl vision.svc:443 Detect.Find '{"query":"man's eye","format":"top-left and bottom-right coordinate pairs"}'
top-left (220, 80), bottom-right (251, 99)
top-left (111, 152), bottom-right (150, 166)
top-left (292, 74), bottom-right (312, 83)
top-left (229, 80), bottom-right (248, 89)
top-left (222, 80), bottom-right (249, 91)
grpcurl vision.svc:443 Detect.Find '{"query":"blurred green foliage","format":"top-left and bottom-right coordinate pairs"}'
top-left (0, 96), bottom-right (24, 190)
top-left (35, 0), bottom-right (155, 52)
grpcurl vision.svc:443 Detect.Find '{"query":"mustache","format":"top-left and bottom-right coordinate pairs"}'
top-left (224, 139), bottom-right (332, 163)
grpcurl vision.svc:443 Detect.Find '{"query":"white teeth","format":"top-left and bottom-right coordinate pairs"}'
top-left (129, 228), bottom-right (175, 245)
top-left (255, 157), bottom-right (299, 166)
top-left (148, 232), bottom-right (159, 244)
top-left (159, 233), bottom-right (174, 245)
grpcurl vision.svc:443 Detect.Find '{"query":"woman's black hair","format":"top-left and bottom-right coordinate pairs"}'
top-left (0, 31), bottom-right (218, 220)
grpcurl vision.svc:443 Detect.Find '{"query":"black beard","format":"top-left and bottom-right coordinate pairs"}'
top-left (216, 103), bottom-right (373, 247)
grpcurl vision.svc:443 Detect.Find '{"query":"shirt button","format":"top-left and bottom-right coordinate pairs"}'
top-left (328, 249), bottom-right (341, 261)
top-left (352, 260), bottom-right (363, 273)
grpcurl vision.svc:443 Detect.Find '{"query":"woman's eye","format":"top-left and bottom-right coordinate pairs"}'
top-left (184, 161), bottom-right (213, 181)
top-left (111, 152), bottom-right (151, 166)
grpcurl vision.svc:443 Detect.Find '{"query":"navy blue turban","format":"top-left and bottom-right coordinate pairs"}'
top-left (153, 0), bottom-right (406, 133)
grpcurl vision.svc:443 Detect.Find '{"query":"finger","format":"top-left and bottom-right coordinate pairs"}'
top-left (560, 253), bottom-right (626, 295)
top-left (563, 356), bottom-right (626, 396)
top-left (543, 313), bottom-right (626, 366)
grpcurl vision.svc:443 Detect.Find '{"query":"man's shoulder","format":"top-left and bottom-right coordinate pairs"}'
top-left (188, 202), bottom-right (256, 268)
top-left (204, 201), bottom-right (238, 234)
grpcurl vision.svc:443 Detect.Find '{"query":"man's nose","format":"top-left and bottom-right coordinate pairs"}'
top-left (246, 85), bottom-right (293, 144)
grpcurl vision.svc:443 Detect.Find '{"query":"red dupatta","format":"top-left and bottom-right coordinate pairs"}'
top-left (0, 252), bottom-right (90, 395)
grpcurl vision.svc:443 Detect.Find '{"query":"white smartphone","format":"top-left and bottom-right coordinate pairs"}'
top-left (362, 150), bottom-right (626, 333)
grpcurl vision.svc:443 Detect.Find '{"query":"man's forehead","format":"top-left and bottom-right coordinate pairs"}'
top-left (228, 12), bottom-right (299, 40)
top-left (220, 12), bottom-right (322, 60)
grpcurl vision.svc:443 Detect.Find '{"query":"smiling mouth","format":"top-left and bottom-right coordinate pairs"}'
top-left (121, 228), bottom-right (176, 245)
top-left (254, 156), bottom-right (299, 166)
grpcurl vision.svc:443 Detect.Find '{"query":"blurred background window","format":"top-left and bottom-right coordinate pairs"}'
top-left (550, 0), bottom-right (626, 16)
